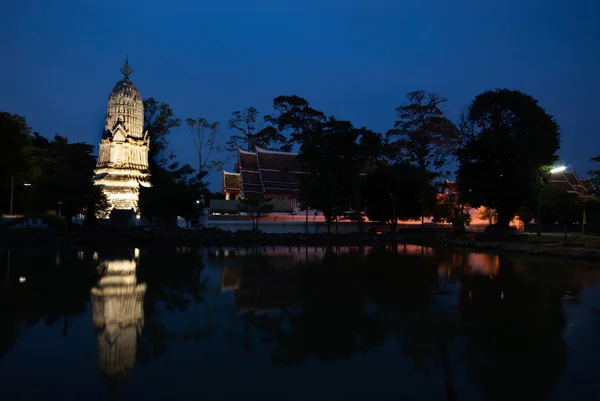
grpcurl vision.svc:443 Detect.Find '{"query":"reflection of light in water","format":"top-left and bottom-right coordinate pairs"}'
top-left (55, 253), bottom-right (61, 266)
top-left (467, 254), bottom-right (499, 277)
top-left (134, 248), bottom-right (139, 258)
top-left (93, 252), bottom-right (99, 261)
top-left (395, 244), bottom-right (434, 256)
top-left (19, 276), bottom-right (26, 283)
top-left (224, 249), bottom-right (230, 257)
top-left (221, 267), bottom-right (241, 292)
top-left (90, 257), bottom-right (146, 391)
top-left (77, 251), bottom-right (85, 261)
top-left (438, 252), bottom-right (500, 278)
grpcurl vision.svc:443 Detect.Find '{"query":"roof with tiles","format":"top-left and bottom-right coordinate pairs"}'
top-left (239, 150), bottom-right (259, 170)
top-left (232, 147), bottom-right (376, 198)
top-left (540, 170), bottom-right (598, 198)
top-left (223, 171), bottom-right (241, 192)
top-left (256, 147), bottom-right (303, 171)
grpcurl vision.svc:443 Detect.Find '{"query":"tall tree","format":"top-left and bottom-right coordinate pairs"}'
top-left (0, 112), bottom-right (31, 214)
top-left (143, 98), bottom-right (182, 166)
top-left (387, 91), bottom-right (459, 172)
top-left (457, 89), bottom-right (561, 229)
top-left (30, 135), bottom-right (107, 233)
top-left (265, 95), bottom-right (327, 145)
top-left (185, 118), bottom-right (224, 173)
top-left (225, 106), bottom-right (289, 153)
top-left (299, 117), bottom-right (381, 236)
top-left (387, 91), bottom-right (458, 225)
top-left (140, 99), bottom-right (204, 229)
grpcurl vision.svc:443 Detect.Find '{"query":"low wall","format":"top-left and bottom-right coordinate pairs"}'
top-left (207, 220), bottom-right (388, 234)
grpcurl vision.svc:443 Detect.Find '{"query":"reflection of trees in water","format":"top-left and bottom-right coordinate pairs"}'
top-left (229, 247), bottom-right (448, 367)
top-left (1, 246), bottom-right (596, 400)
top-left (459, 257), bottom-right (567, 401)
top-left (0, 248), bottom-right (100, 360)
top-left (134, 249), bottom-right (211, 364)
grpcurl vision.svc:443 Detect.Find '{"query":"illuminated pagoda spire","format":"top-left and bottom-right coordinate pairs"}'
top-left (120, 55), bottom-right (134, 79)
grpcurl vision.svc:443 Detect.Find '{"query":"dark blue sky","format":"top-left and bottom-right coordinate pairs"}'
top-left (3, 0), bottom-right (599, 190)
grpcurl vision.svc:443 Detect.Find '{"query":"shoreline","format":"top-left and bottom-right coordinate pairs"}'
top-left (3, 228), bottom-right (600, 261)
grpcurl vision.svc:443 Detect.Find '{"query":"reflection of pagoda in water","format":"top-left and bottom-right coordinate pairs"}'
top-left (90, 255), bottom-right (146, 391)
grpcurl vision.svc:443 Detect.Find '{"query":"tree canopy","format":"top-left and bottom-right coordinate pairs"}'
top-left (225, 106), bottom-right (290, 153)
top-left (387, 91), bottom-right (458, 224)
top-left (457, 89), bottom-right (561, 228)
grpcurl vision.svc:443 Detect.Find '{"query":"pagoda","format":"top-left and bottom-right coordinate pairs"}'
top-left (93, 57), bottom-right (151, 213)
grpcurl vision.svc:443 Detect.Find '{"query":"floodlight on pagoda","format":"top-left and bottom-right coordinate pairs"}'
top-left (550, 166), bottom-right (566, 174)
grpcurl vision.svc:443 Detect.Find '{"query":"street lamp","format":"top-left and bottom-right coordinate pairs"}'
top-left (549, 166), bottom-right (566, 174)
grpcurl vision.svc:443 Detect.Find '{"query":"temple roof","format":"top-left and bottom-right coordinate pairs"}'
top-left (223, 171), bottom-right (240, 192)
top-left (231, 147), bottom-right (375, 198)
top-left (540, 170), bottom-right (597, 199)
top-left (239, 150), bottom-right (259, 170)
top-left (256, 147), bottom-right (302, 171)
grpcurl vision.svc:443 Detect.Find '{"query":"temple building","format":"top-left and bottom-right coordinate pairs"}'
top-left (215, 147), bottom-right (373, 215)
top-left (90, 253), bottom-right (146, 392)
top-left (93, 57), bottom-right (151, 214)
top-left (539, 169), bottom-right (597, 200)
top-left (222, 148), bottom-right (306, 204)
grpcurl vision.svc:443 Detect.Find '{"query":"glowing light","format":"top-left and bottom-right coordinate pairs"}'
top-left (224, 249), bottom-right (230, 257)
top-left (23, 183), bottom-right (32, 187)
top-left (78, 251), bottom-right (85, 261)
top-left (134, 248), bottom-right (140, 258)
top-left (19, 277), bottom-right (26, 283)
top-left (550, 166), bottom-right (566, 173)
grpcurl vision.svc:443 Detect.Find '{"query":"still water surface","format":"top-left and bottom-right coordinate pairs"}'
top-left (0, 245), bottom-right (599, 401)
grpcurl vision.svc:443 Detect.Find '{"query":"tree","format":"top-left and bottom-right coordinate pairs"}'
top-left (139, 161), bottom-right (203, 231)
top-left (185, 118), bottom-right (224, 173)
top-left (363, 162), bottom-right (423, 233)
top-left (538, 186), bottom-right (582, 241)
top-left (432, 191), bottom-right (472, 232)
top-left (298, 117), bottom-right (381, 236)
top-left (29, 134), bottom-right (106, 233)
top-left (0, 112), bottom-right (31, 214)
top-left (457, 89), bottom-right (561, 229)
top-left (265, 95), bottom-right (327, 145)
top-left (387, 91), bottom-right (459, 225)
top-left (140, 99), bottom-right (205, 229)
top-left (297, 169), bottom-right (343, 234)
top-left (143, 98), bottom-right (182, 166)
top-left (237, 196), bottom-right (274, 231)
top-left (225, 106), bottom-right (289, 154)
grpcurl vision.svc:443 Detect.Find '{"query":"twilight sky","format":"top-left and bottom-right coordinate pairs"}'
top-left (2, 0), bottom-right (599, 190)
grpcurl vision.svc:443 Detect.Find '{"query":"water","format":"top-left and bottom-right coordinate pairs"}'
top-left (0, 245), bottom-right (599, 401)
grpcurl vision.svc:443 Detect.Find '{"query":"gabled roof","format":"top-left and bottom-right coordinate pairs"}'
top-left (239, 149), bottom-right (259, 170)
top-left (256, 147), bottom-right (302, 171)
top-left (222, 171), bottom-right (241, 192)
top-left (540, 170), bottom-right (598, 199)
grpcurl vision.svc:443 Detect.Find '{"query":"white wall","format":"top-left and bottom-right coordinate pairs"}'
top-left (207, 220), bottom-right (375, 234)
